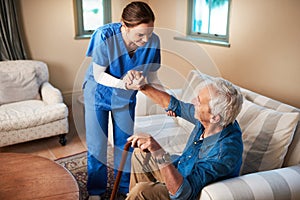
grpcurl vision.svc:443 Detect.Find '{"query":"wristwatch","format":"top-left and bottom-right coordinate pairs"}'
top-left (155, 152), bottom-right (171, 164)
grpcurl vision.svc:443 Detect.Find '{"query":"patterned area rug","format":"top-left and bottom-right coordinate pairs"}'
top-left (55, 152), bottom-right (114, 200)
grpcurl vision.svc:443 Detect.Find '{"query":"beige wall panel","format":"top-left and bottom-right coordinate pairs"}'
top-left (19, 0), bottom-right (300, 108)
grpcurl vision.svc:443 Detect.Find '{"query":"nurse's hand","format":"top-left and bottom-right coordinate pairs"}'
top-left (123, 70), bottom-right (146, 90)
top-left (123, 70), bottom-right (143, 84)
top-left (126, 75), bottom-right (146, 90)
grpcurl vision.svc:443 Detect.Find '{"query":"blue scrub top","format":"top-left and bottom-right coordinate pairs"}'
top-left (84, 23), bottom-right (161, 110)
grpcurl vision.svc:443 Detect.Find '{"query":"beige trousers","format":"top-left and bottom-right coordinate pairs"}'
top-left (125, 149), bottom-right (171, 200)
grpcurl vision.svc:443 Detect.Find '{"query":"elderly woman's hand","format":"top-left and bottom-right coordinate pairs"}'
top-left (166, 110), bottom-right (177, 117)
top-left (127, 133), bottom-right (164, 157)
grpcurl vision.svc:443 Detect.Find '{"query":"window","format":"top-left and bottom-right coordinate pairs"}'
top-left (185, 0), bottom-right (231, 46)
top-left (74, 0), bottom-right (111, 39)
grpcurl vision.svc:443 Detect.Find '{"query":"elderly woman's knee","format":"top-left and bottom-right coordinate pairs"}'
top-left (136, 182), bottom-right (154, 191)
top-left (127, 181), bottom-right (170, 200)
top-left (129, 182), bottom-right (155, 197)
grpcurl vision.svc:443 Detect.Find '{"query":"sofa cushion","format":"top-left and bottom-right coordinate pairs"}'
top-left (240, 87), bottom-right (300, 167)
top-left (0, 100), bottom-right (68, 131)
top-left (0, 67), bottom-right (40, 105)
top-left (237, 99), bottom-right (300, 175)
top-left (134, 114), bottom-right (190, 155)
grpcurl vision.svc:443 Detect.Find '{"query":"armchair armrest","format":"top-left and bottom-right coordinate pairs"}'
top-left (199, 165), bottom-right (300, 200)
top-left (41, 82), bottom-right (63, 104)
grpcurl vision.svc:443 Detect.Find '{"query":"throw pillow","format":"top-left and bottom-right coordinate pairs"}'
top-left (237, 99), bottom-right (300, 175)
top-left (0, 67), bottom-right (39, 105)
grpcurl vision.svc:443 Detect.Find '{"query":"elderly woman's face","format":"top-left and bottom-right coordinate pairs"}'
top-left (192, 87), bottom-right (213, 125)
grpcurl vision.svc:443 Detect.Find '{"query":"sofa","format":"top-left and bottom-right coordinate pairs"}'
top-left (134, 70), bottom-right (300, 200)
top-left (0, 60), bottom-right (69, 147)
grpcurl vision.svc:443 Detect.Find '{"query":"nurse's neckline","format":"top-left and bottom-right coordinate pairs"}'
top-left (120, 25), bottom-right (138, 53)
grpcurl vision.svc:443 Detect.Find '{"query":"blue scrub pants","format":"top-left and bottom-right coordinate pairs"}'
top-left (83, 80), bottom-right (134, 196)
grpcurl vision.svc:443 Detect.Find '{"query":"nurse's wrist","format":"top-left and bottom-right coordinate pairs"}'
top-left (125, 79), bottom-right (146, 90)
top-left (124, 82), bottom-right (128, 90)
top-left (117, 79), bottom-right (128, 90)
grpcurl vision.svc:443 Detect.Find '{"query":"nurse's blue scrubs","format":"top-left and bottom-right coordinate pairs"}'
top-left (83, 23), bottom-right (160, 195)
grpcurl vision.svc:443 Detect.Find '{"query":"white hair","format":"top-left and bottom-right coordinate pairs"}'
top-left (208, 78), bottom-right (243, 127)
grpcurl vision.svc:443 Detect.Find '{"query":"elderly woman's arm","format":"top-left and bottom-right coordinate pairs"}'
top-left (139, 84), bottom-right (171, 109)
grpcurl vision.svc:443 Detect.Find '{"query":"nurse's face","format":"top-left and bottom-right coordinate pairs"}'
top-left (126, 22), bottom-right (154, 47)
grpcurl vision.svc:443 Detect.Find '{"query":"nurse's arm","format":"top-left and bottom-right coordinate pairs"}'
top-left (93, 62), bottom-right (126, 89)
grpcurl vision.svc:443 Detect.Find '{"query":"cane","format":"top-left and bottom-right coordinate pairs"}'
top-left (110, 141), bottom-right (151, 200)
top-left (110, 141), bottom-right (132, 200)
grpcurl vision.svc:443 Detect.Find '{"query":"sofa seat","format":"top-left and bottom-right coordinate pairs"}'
top-left (0, 100), bottom-right (68, 132)
top-left (135, 114), bottom-right (191, 155)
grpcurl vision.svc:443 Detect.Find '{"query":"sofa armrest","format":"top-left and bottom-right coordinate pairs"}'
top-left (41, 82), bottom-right (63, 104)
top-left (135, 88), bottom-right (182, 116)
top-left (199, 165), bottom-right (300, 200)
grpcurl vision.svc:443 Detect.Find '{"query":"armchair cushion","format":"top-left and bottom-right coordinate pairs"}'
top-left (0, 67), bottom-right (40, 105)
top-left (237, 99), bottom-right (300, 175)
top-left (0, 100), bottom-right (68, 132)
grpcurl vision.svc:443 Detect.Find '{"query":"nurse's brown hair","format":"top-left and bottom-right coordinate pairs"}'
top-left (121, 1), bottom-right (155, 28)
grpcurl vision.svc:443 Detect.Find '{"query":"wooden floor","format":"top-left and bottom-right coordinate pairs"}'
top-left (0, 109), bottom-right (87, 160)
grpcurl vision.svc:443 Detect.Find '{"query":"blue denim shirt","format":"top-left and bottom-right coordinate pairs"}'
top-left (167, 96), bottom-right (243, 200)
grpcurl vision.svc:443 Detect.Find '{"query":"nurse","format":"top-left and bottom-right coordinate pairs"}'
top-left (82, 1), bottom-right (161, 199)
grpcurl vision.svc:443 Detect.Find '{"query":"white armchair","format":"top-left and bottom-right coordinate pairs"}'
top-left (0, 60), bottom-right (69, 147)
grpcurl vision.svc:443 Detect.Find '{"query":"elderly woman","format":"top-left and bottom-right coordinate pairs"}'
top-left (126, 76), bottom-right (244, 200)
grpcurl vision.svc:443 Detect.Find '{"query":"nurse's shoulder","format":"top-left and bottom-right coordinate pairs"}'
top-left (92, 23), bottom-right (122, 41)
